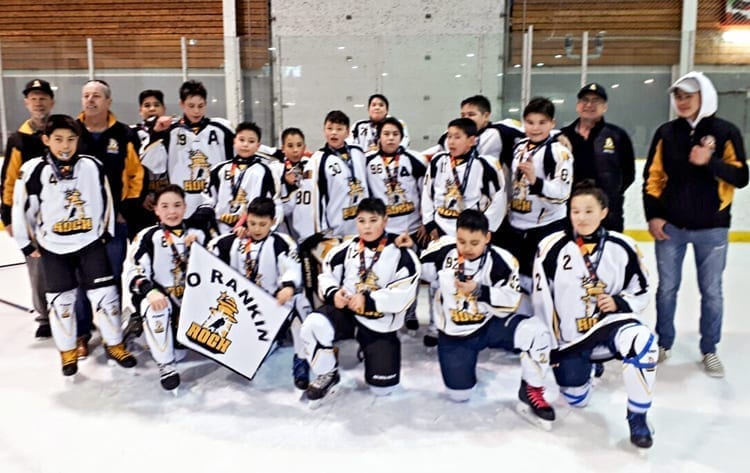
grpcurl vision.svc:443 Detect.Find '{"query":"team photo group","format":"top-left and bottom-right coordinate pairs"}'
top-left (1, 69), bottom-right (746, 451)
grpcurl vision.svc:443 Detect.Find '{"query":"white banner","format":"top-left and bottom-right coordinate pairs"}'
top-left (177, 244), bottom-right (290, 380)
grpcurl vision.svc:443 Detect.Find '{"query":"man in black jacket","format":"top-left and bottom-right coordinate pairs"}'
top-left (561, 83), bottom-right (635, 232)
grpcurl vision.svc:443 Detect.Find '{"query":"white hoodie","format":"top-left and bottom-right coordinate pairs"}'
top-left (669, 71), bottom-right (718, 129)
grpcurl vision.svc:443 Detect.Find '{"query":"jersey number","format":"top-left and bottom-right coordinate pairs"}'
top-left (295, 190), bottom-right (311, 205)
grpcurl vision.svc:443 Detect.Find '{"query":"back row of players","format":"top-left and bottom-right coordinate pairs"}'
top-left (7, 80), bottom-right (655, 449)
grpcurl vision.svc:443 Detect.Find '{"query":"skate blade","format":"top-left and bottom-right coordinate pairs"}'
top-left (107, 359), bottom-right (138, 375)
top-left (63, 372), bottom-right (81, 384)
top-left (515, 402), bottom-right (553, 431)
top-left (167, 387), bottom-right (180, 397)
top-left (307, 385), bottom-right (340, 410)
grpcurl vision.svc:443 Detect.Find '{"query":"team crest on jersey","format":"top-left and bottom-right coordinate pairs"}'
top-left (107, 138), bottom-right (119, 154)
top-left (185, 291), bottom-right (238, 354)
top-left (385, 181), bottom-right (415, 217)
top-left (356, 272), bottom-right (383, 318)
top-left (342, 179), bottom-right (365, 220)
top-left (450, 291), bottom-right (484, 325)
top-left (184, 150), bottom-right (210, 193)
top-left (219, 189), bottom-right (248, 226)
top-left (53, 189), bottom-right (93, 235)
top-left (511, 178), bottom-right (532, 214)
top-left (437, 180), bottom-right (464, 218)
top-left (603, 137), bottom-right (615, 153)
top-left (576, 276), bottom-right (608, 332)
top-left (166, 264), bottom-right (186, 300)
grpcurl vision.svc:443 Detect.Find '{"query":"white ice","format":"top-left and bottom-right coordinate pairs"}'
top-left (0, 231), bottom-right (747, 473)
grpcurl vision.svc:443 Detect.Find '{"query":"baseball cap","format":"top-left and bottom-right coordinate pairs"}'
top-left (577, 83), bottom-right (607, 101)
top-left (23, 79), bottom-right (54, 98)
top-left (669, 77), bottom-right (700, 94)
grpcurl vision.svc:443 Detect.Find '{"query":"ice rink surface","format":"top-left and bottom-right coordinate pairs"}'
top-left (0, 231), bottom-right (747, 473)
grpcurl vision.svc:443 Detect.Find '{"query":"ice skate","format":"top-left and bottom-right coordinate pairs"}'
top-left (122, 311), bottom-right (143, 342)
top-left (404, 311), bottom-right (419, 337)
top-left (423, 326), bottom-right (438, 349)
top-left (105, 343), bottom-right (138, 372)
top-left (60, 349), bottom-right (78, 377)
top-left (159, 362), bottom-right (180, 394)
top-left (626, 410), bottom-right (653, 449)
top-left (516, 380), bottom-right (555, 431)
top-left (292, 354), bottom-right (310, 390)
top-left (35, 323), bottom-right (52, 340)
top-left (306, 369), bottom-right (340, 408)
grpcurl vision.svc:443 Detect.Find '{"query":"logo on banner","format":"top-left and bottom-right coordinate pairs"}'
top-left (185, 291), bottom-right (239, 354)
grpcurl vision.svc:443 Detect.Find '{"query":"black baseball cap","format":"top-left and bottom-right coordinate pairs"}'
top-left (577, 82), bottom-right (607, 101)
top-left (23, 79), bottom-right (54, 98)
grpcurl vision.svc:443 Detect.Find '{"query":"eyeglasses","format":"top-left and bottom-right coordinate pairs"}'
top-left (578, 97), bottom-right (605, 105)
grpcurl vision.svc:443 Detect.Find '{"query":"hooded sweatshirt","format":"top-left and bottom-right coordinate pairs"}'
top-left (643, 71), bottom-right (748, 229)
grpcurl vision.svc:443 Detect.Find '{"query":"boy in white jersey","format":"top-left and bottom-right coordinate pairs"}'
top-left (420, 209), bottom-right (554, 426)
top-left (141, 80), bottom-right (233, 229)
top-left (204, 122), bottom-right (279, 234)
top-left (125, 185), bottom-right (209, 391)
top-left (348, 94), bottom-right (410, 153)
top-left (278, 127), bottom-right (312, 241)
top-left (300, 198), bottom-right (420, 401)
top-left (209, 197), bottom-right (312, 389)
top-left (498, 97), bottom-right (573, 292)
top-left (533, 181), bottom-right (656, 448)
top-left (12, 115), bottom-right (137, 376)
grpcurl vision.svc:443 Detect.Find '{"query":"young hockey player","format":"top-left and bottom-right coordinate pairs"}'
top-left (209, 197), bottom-right (312, 389)
top-left (533, 180), bottom-right (656, 448)
top-left (141, 80), bottom-right (234, 223)
top-left (499, 97), bottom-right (573, 292)
top-left (420, 209), bottom-right (554, 427)
top-left (12, 114), bottom-right (137, 376)
top-left (124, 184), bottom-right (209, 392)
top-left (299, 198), bottom-right (420, 401)
top-left (278, 127), bottom-right (312, 241)
top-left (204, 122), bottom-right (279, 234)
top-left (349, 94), bottom-right (409, 152)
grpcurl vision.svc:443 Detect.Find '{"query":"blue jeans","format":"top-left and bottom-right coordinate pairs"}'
top-left (76, 221), bottom-right (128, 337)
top-left (654, 224), bottom-right (728, 354)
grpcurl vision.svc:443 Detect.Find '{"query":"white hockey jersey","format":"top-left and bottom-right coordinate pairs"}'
top-left (204, 156), bottom-right (279, 234)
top-left (509, 136), bottom-right (573, 230)
top-left (12, 154), bottom-right (114, 255)
top-left (125, 224), bottom-right (209, 305)
top-left (348, 117), bottom-right (410, 153)
top-left (319, 233), bottom-right (420, 333)
top-left (420, 236), bottom-right (522, 337)
top-left (209, 231), bottom-right (302, 297)
top-left (532, 229), bottom-right (650, 351)
top-left (422, 149), bottom-right (506, 236)
top-left (140, 116), bottom-right (234, 217)
top-left (311, 144), bottom-right (370, 239)
top-left (364, 147), bottom-right (427, 235)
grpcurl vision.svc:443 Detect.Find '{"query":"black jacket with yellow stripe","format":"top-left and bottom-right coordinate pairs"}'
top-left (643, 115), bottom-right (748, 229)
top-left (1, 120), bottom-right (47, 225)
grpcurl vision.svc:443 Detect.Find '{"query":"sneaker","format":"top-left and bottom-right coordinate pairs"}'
top-left (76, 335), bottom-right (90, 360)
top-left (104, 343), bottom-right (137, 368)
top-left (626, 410), bottom-right (653, 448)
top-left (158, 362), bottom-right (180, 391)
top-left (306, 370), bottom-right (340, 401)
top-left (292, 354), bottom-right (310, 390)
top-left (60, 349), bottom-right (78, 376)
top-left (657, 346), bottom-right (671, 363)
top-left (518, 379), bottom-right (555, 421)
top-left (702, 352), bottom-right (725, 378)
top-left (35, 323), bottom-right (52, 339)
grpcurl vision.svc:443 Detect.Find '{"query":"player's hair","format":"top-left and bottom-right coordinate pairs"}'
top-left (571, 179), bottom-right (609, 209)
top-left (447, 117), bottom-right (478, 137)
top-left (524, 97), bottom-right (555, 119)
top-left (138, 89), bottom-right (164, 106)
top-left (376, 116), bottom-right (404, 140)
top-left (281, 127), bottom-right (305, 143)
top-left (324, 110), bottom-right (350, 128)
top-left (84, 79), bottom-right (112, 99)
top-left (356, 197), bottom-right (387, 217)
top-left (44, 114), bottom-right (81, 137)
top-left (236, 121), bottom-right (262, 140)
top-left (247, 197), bottom-right (276, 219)
top-left (456, 209), bottom-right (489, 234)
top-left (154, 184), bottom-right (185, 203)
top-left (179, 80), bottom-right (207, 101)
top-left (460, 95), bottom-right (491, 115)
top-left (368, 94), bottom-right (390, 110)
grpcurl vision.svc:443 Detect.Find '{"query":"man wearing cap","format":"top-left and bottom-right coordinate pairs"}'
top-left (643, 71), bottom-right (748, 378)
top-left (0, 79), bottom-right (55, 338)
top-left (561, 82), bottom-right (635, 232)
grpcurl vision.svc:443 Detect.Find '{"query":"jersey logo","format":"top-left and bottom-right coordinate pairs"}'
top-left (385, 180), bottom-right (415, 217)
top-left (603, 137), bottom-right (615, 153)
top-left (342, 179), bottom-right (365, 220)
top-left (186, 291), bottom-right (238, 354)
top-left (575, 276), bottom-right (608, 333)
top-left (219, 188), bottom-right (248, 226)
top-left (184, 150), bottom-right (210, 193)
top-left (107, 138), bottom-right (119, 154)
top-left (449, 290), bottom-right (484, 325)
top-left (511, 175), bottom-right (532, 214)
top-left (437, 179), bottom-right (463, 218)
top-left (53, 189), bottom-right (93, 235)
